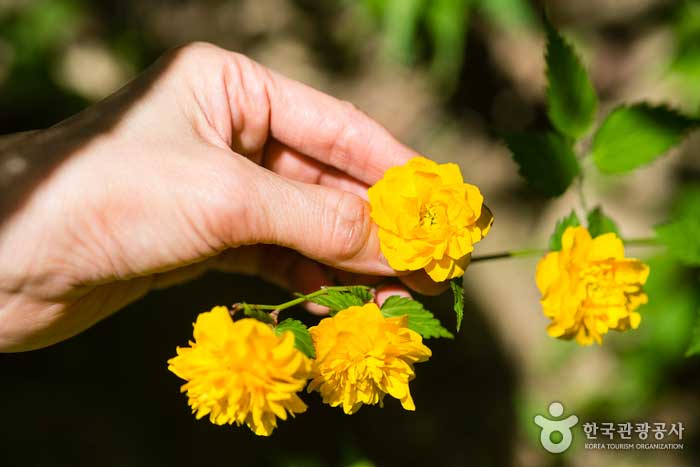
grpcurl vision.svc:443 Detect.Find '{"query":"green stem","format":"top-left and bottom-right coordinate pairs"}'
top-left (622, 237), bottom-right (659, 247)
top-left (235, 237), bottom-right (661, 313)
top-left (471, 237), bottom-right (658, 263)
top-left (471, 248), bottom-right (546, 263)
top-left (236, 285), bottom-right (371, 313)
top-left (576, 174), bottom-right (588, 212)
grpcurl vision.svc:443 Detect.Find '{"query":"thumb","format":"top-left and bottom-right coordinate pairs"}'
top-left (246, 167), bottom-right (395, 276)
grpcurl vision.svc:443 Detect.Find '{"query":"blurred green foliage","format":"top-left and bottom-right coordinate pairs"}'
top-left (0, 0), bottom-right (86, 124)
top-left (0, 0), bottom-right (156, 129)
top-left (360, 0), bottom-right (535, 93)
top-left (656, 186), bottom-right (700, 267)
top-left (670, 0), bottom-right (700, 111)
top-left (0, 0), bottom-right (81, 68)
top-left (653, 185), bottom-right (700, 355)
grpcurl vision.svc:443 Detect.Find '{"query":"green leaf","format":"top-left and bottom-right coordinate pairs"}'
top-left (656, 218), bottom-right (700, 266)
top-left (476, 0), bottom-right (536, 29)
top-left (545, 21), bottom-right (598, 139)
top-left (671, 184), bottom-right (700, 220)
top-left (362, 0), bottom-right (389, 19)
top-left (592, 104), bottom-right (698, 173)
top-left (670, 1), bottom-right (700, 83)
top-left (655, 184), bottom-right (700, 266)
top-left (586, 206), bottom-right (620, 237)
top-left (549, 210), bottom-right (581, 251)
top-left (380, 296), bottom-right (453, 338)
top-left (383, 0), bottom-right (427, 63)
top-left (686, 312), bottom-right (700, 357)
top-left (349, 286), bottom-right (374, 302)
top-left (306, 286), bottom-right (373, 315)
top-left (425, 0), bottom-right (469, 92)
top-left (637, 256), bottom-right (700, 360)
top-left (275, 318), bottom-right (316, 359)
top-left (450, 278), bottom-right (465, 332)
top-left (241, 304), bottom-right (274, 324)
top-left (504, 131), bottom-right (580, 197)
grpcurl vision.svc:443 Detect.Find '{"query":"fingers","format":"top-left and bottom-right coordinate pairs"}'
top-left (264, 139), bottom-right (370, 199)
top-left (170, 44), bottom-right (416, 183)
top-left (262, 65), bottom-right (416, 185)
top-left (332, 269), bottom-right (384, 286)
top-left (213, 245), bottom-right (330, 291)
top-left (374, 283), bottom-right (412, 307)
top-left (213, 246), bottom-right (419, 314)
top-left (259, 144), bottom-right (450, 296)
top-left (399, 270), bottom-right (450, 296)
top-left (246, 165), bottom-right (396, 276)
top-left (213, 246), bottom-right (334, 315)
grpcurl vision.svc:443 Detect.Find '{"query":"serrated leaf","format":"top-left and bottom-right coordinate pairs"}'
top-left (275, 318), bottom-right (316, 359)
top-left (346, 286), bottom-right (374, 303)
top-left (504, 131), bottom-right (580, 197)
top-left (306, 287), bottom-right (373, 315)
top-left (549, 210), bottom-right (581, 251)
top-left (656, 218), bottom-right (700, 266)
top-left (587, 206), bottom-right (620, 238)
top-left (592, 104), bottom-right (698, 174)
top-left (545, 21), bottom-right (598, 139)
top-left (686, 312), bottom-right (700, 357)
top-left (241, 304), bottom-right (274, 324)
top-left (450, 278), bottom-right (464, 332)
top-left (380, 296), bottom-right (453, 338)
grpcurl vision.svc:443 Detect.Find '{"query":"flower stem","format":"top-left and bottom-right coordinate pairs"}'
top-left (470, 248), bottom-right (546, 263)
top-left (470, 237), bottom-right (659, 264)
top-left (622, 237), bottom-right (659, 247)
top-left (576, 174), bottom-right (588, 212)
top-left (234, 285), bottom-right (371, 313)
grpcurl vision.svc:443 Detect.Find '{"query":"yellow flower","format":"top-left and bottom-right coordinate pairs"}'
top-left (368, 156), bottom-right (493, 282)
top-left (168, 307), bottom-right (311, 436)
top-left (307, 303), bottom-right (431, 414)
top-left (536, 226), bottom-right (650, 346)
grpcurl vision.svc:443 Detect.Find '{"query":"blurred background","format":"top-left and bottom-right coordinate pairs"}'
top-left (1, 0), bottom-right (699, 466)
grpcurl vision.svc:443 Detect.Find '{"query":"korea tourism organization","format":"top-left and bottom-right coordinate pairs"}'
top-left (534, 402), bottom-right (685, 454)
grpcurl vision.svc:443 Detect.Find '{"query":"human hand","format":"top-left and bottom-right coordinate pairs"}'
top-left (0, 42), bottom-right (447, 352)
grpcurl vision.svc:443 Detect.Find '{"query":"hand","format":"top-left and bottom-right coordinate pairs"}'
top-left (0, 42), bottom-right (446, 352)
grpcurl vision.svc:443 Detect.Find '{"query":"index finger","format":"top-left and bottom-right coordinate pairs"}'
top-left (263, 67), bottom-right (416, 185)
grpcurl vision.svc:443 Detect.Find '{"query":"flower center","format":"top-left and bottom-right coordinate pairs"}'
top-left (419, 203), bottom-right (442, 228)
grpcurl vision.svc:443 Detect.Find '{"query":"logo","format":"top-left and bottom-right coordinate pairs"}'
top-left (534, 402), bottom-right (579, 454)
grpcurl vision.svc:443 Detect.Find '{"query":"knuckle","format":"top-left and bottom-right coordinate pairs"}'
top-left (326, 190), bottom-right (370, 261)
top-left (176, 41), bottom-right (220, 57)
top-left (165, 41), bottom-right (224, 70)
top-left (327, 100), bottom-right (364, 171)
top-left (221, 55), bottom-right (272, 151)
top-left (339, 99), bottom-right (360, 114)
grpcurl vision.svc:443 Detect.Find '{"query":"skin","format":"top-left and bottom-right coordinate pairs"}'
top-left (0, 42), bottom-right (448, 352)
